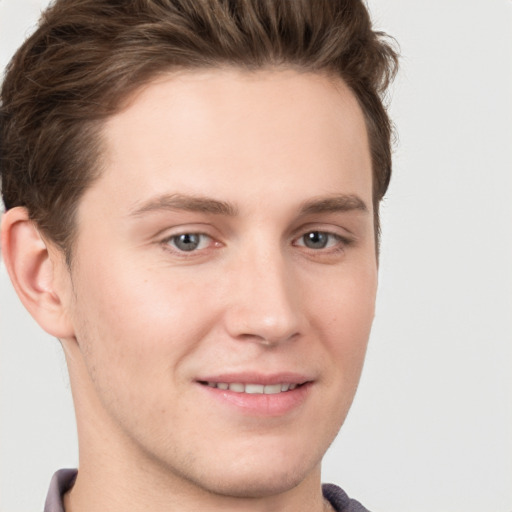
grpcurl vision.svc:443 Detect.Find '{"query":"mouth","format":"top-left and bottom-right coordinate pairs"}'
top-left (196, 375), bottom-right (312, 416)
top-left (198, 381), bottom-right (303, 394)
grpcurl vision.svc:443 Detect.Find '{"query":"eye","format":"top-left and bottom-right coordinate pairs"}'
top-left (296, 231), bottom-right (342, 250)
top-left (165, 233), bottom-right (211, 252)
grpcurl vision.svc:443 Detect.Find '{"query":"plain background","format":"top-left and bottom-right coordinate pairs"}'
top-left (1, 1), bottom-right (511, 511)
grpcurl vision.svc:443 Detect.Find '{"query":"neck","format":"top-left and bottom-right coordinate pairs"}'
top-left (63, 453), bottom-right (327, 512)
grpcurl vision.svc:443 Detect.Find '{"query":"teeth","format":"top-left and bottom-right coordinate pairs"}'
top-left (245, 384), bottom-right (264, 394)
top-left (205, 382), bottom-right (301, 394)
top-left (264, 384), bottom-right (282, 394)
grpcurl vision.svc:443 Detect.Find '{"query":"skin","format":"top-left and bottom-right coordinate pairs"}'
top-left (2, 68), bottom-right (377, 512)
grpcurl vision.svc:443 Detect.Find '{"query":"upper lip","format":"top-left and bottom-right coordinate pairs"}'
top-left (197, 372), bottom-right (313, 385)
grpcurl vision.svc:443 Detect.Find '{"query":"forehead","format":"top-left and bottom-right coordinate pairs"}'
top-left (84, 68), bottom-right (372, 217)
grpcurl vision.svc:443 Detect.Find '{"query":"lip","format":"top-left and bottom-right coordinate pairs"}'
top-left (198, 371), bottom-right (311, 386)
top-left (196, 372), bottom-right (313, 417)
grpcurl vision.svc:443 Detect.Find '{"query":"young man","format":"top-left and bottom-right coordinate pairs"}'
top-left (1, 1), bottom-right (397, 511)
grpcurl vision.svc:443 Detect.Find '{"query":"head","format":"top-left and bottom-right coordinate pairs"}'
top-left (1, 0), bottom-right (398, 505)
top-left (1, 0), bottom-right (397, 261)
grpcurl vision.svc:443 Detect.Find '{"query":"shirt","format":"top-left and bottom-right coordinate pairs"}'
top-left (44, 469), bottom-right (371, 512)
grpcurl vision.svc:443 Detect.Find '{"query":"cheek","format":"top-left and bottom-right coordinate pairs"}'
top-left (70, 257), bottom-right (215, 394)
top-left (316, 265), bottom-right (377, 379)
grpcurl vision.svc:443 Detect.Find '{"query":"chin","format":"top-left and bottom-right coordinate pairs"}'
top-left (164, 440), bottom-right (325, 500)
top-left (192, 463), bottom-right (315, 499)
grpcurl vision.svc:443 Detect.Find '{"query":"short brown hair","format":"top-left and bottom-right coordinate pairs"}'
top-left (1, 0), bottom-right (398, 260)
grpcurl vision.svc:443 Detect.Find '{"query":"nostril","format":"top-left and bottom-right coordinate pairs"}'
top-left (237, 330), bottom-right (299, 347)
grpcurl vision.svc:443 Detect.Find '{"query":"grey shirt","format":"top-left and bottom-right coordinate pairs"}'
top-left (44, 469), bottom-right (371, 512)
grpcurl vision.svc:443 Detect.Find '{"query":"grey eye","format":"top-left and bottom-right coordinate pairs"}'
top-left (171, 233), bottom-right (202, 251)
top-left (302, 231), bottom-right (329, 249)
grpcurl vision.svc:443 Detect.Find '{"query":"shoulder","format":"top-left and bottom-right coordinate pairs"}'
top-left (322, 483), bottom-right (372, 512)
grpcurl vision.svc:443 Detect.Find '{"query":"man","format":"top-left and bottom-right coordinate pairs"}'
top-left (0, 1), bottom-right (397, 511)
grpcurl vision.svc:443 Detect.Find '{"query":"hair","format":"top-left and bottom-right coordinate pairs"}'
top-left (1, 0), bottom-right (398, 260)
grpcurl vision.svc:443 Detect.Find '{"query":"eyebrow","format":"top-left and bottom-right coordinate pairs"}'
top-left (128, 192), bottom-right (367, 218)
top-left (299, 194), bottom-right (368, 215)
top-left (129, 193), bottom-right (238, 217)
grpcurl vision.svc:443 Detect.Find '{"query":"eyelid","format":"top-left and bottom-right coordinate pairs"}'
top-left (152, 221), bottom-right (217, 239)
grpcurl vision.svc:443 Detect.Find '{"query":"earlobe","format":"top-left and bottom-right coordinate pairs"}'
top-left (1, 207), bottom-right (75, 339)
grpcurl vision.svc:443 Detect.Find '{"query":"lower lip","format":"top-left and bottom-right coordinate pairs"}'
top-left (198, 382), bottom-right (312, 417)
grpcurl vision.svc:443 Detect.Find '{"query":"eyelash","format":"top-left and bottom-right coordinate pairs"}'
top-left (160, 229), bottom-right (352, 257)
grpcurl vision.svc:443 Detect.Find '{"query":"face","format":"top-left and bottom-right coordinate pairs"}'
top-left (61, 69), bottom-right (377, 498)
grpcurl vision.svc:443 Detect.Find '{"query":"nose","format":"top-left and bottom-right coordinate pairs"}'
top-left (222, 247), bottom-right (302, 346)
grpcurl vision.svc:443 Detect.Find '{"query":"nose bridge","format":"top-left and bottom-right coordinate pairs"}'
top-left (224, 236), bottom-right (301, 345)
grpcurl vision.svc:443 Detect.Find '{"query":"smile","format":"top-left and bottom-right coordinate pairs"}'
top-left (202, 382), bottom-right (300, 394)
top-left (197, 377), bottom-right (312, 415)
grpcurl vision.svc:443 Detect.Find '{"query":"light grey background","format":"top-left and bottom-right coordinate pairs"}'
top-left (1, 1), bottom-right (511, 511)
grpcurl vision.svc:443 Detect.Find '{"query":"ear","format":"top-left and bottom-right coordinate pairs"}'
top-left (1, 207), bottom-right (75, 339)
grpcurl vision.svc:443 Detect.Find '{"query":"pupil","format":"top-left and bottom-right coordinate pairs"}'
top-left (175, 233), bottom-right (200, 251)
top-left (304, 231), bottom-right (327, 249)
